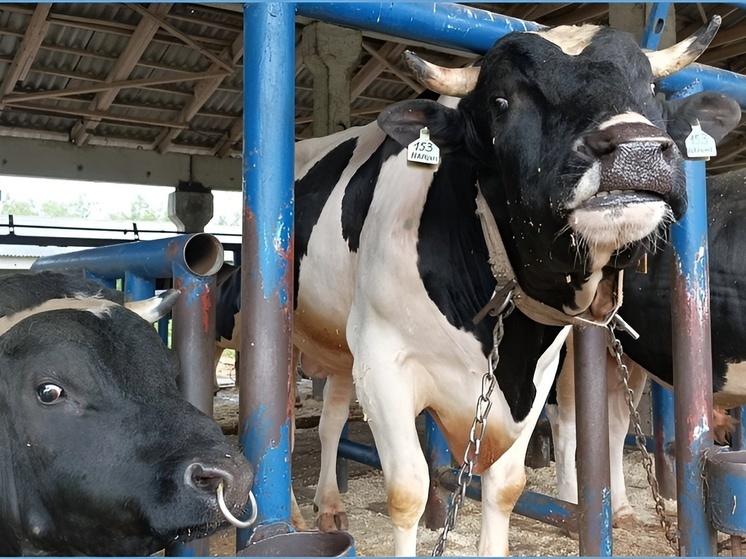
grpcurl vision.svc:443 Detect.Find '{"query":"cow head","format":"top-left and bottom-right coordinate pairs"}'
top-left (379, 18), bottom-right (740, 318)
top-left (0, 287), bottom-right (253, 556)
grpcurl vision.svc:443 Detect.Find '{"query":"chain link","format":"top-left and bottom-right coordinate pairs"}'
top-left (431, 301), bottom-right (513, 556)
top-left (606, 324), bottom-right (680, 553)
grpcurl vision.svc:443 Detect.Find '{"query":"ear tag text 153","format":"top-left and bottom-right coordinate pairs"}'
top-left (407, 127), bottom-right (440, 165)
top-left (685, 120), bottom-right (717, 160)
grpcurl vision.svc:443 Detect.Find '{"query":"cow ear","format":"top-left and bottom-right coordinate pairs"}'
top-left (377, 99), bottom-right (464, 149)
top-left (664, 91), bottom-right (741, 153)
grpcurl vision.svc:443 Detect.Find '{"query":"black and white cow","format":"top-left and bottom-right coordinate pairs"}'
top-left (549, 167), bottom-right (746, 527)
top-left (220, 19), bottom-right (739, 555)
top-left (0, 271), bottom-right (254, 556)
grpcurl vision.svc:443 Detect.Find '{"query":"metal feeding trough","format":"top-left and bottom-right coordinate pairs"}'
top-left (705, 449), bottom-right (746, 555)
top-left (237, 530), bottom-right (355, 557)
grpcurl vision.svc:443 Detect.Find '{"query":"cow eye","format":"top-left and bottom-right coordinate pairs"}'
top-left (492, 96), bottom-right (509, 113)
top-left (37, 383), bottom-right (65, 404)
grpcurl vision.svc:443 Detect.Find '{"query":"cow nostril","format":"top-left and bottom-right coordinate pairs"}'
top-left (186, 463), bottom-right (230, 494)
top-left (577, 133), bottom-right (616, 160)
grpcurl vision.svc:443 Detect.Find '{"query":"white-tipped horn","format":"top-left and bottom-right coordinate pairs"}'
top-left (125, 289), bottom-right (180, 323)
top-left (403, 50), bottom-right (480, 97)
top-left (646, 16), bottom-right (721, 78)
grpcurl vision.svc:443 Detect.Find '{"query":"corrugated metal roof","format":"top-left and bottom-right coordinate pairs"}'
top-left (0, 3), bottom-right (743, 171)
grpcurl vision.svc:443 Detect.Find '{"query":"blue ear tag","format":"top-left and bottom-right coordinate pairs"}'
top-left (684, 119), bottom-right (717, 161)
top-left (407, 127), bottom-right (440, 165)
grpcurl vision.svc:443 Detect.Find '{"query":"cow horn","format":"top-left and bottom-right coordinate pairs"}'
top-left (404, 50), bottom-right (480, 97)
top-left (125, 289), bottom-right (180, 323)
top-left (646, 16), bottom-right (721, 78)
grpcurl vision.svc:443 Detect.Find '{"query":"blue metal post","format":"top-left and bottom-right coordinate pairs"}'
top-left (425, 412), bottom-right (451, 530)
top-left (238, 3), bottom-right (295, 551)
top-left (297, 3), bottom-right (542, 53)
top-left (640, 3), bottom-right (671, 50)
top-left (124, 272), bottom-right (155, 302)
top-left (669, 82), bottom-right (716, 556)
top-left (574, 324), bottom-right (613, 557)
top-left (297, 3), bottom-right (746, 110)
top-left (651, 383), bottom-right (677, 501)
top-left (337, 423), bottom-right (350, 494)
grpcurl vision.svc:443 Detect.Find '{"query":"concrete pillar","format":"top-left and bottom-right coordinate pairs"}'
top-left (301, 21), bottom-right (361, 137)
top-left (608, 3), bottom-right (676, 48)
top-left (168, 180), bottom-right (214, 233)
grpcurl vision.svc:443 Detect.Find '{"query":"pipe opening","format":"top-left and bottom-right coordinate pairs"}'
top-left (183, 233), bottom-right (224, 277)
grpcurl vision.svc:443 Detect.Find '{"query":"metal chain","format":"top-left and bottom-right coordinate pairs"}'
top-left (606, 323), bottom-right (680, 553)
top-left (431, 300), bottom-right (514, 557)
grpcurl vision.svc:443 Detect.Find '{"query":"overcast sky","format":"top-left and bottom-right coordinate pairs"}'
top-left (0, 175), bottom-right (242, 228)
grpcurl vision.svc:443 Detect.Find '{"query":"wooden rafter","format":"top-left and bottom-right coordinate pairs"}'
top-left (352, 42), bottom-right (407, 100)
top-left (69, 3), bottom-right (174, 146)
top-left (154, 32), bottom-right (243, 154)
top-left (126, 3), bottom-right (234, 74)
top-left (0, 4), bottom-right (51, 105)
top-left (5, 101), bottom-right (189, 129)
top-left (213, 117), bottom-right (243, 158)
top-left (3, 71), bottom-right (229, 104)
top-left (361, 41), bottom-right (423, 94)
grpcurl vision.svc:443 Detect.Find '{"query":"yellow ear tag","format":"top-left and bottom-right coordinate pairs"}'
top-left (407, 127), bottom-right (440, 166)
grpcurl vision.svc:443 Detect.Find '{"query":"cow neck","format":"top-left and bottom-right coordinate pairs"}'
top-left (474, 185), bottom-right (623, 327)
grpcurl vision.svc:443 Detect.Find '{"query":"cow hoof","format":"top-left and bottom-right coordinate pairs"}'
top-left (613, 513), bottom-right (641, 530)
top-left (316, 512), bottom-right (348, 532)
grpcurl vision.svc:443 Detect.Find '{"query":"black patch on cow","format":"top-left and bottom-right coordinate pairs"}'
top-left (416, 155), bottom-right (561, 421)
top-left (341, 136), bottom-right (403, 252)
top-left (295, 137), bottom-right (358, 305)
top-left (497, 311), bottom-right (563, 421)
top-left (416, 155), bottom-right (495, 349)
top-left (216, 270), bottom-right (241, 342)
top-left (0, 271), bottom-right (124, 316)
top-left (618, 169), bottom-right (746, 395)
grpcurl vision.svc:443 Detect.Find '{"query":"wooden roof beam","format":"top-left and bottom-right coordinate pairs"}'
top-left (155, 32), bottom-right (243, 153)
top-left (70, 3), bottom-right (173, 147)
top-left (5, 101), bottom-right (189, 129)
top-left (126, 3), bottom-right (234, 73)
top-left (361, 41), bottom-right (423, 94)
top-left (351, 41), bottom-right (407, 100)
top-left (213, 117), bottom-right (243, 158)
top-left (0, 4), bottom-right (51, 106)
top-left (3, 71), bottom-right (228, 103)
top-left (542, 4), bottom-right (609, 26)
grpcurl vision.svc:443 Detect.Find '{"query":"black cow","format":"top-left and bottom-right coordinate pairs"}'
top-left (550, 167), bottom-right (746, 527)
top-left (221, 19), bottom-right (740, 555)
top-left (0, 271), bottom-right (254, 556)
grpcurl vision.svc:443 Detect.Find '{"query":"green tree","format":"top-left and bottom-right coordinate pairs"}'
top-left (2, 198), bottom-right (37, 216)
top-left (109, 194), bottom-right (167, 222)
top-left (40, 196), bottom-right (90, 218)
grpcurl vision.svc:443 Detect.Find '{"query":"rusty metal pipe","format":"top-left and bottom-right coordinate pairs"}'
top-left (574, 324), bottom-right (613, 557)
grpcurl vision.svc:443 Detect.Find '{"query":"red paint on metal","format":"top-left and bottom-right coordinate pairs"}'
top-left (201, 284), bottom-right (212, 333)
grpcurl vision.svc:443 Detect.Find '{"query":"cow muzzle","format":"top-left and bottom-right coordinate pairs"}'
top-left (185, 458), bottom-right (255, 524)
top-left (574, 121), bottom-right (677, 206)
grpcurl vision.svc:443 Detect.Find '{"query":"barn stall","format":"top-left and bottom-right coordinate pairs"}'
top-left (2, 2), bottom-right (746, 556)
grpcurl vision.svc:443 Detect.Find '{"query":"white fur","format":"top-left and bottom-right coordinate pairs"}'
top-left (0, 297), bottom-right (115, 336)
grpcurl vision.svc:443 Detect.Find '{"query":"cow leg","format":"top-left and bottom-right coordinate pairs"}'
top-left (353, 357), bottom-right (428, 556)
top-left (478, 438), bottom-right (528, 555)
top-left (313, 372), bottom-right (353, 532)
top-left (480, 326), bottom-right (568, 555)
top-left (213, 346), bottom-right (225, 393)
top-left (548, 338), bottom-right (646, 527)
top-left (606, 357), bottom-right (646, 527)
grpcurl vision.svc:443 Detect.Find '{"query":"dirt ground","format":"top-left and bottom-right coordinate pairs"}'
top-left (208, 358), bottom-right (729, 557)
